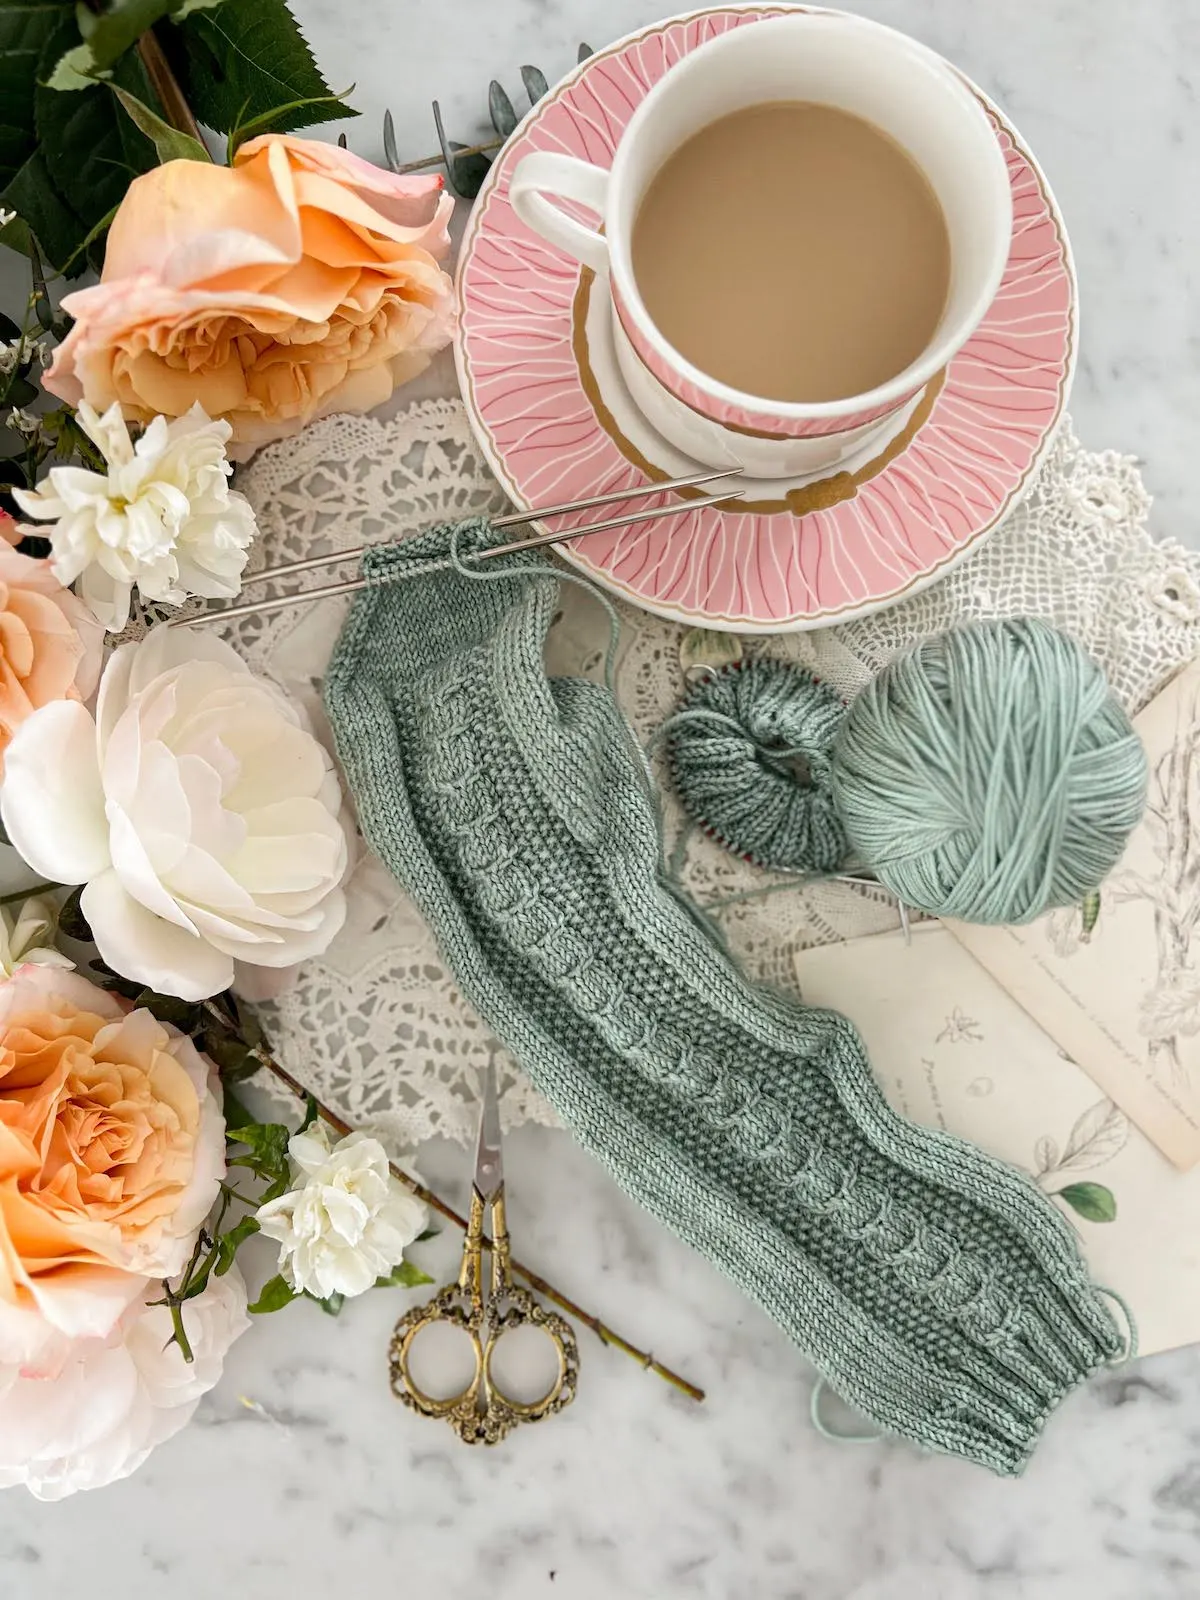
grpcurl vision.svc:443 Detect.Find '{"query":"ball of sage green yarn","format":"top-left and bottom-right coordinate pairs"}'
top-left (668, 658), bottom-right (849, 873)
top-left (829, 619), bottom-right (1148, 924)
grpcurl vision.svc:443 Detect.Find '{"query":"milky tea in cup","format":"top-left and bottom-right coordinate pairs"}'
top-left (508, 14), bottom-right (1012, 477)
top-left (629, 101), bottom-right (951, 405)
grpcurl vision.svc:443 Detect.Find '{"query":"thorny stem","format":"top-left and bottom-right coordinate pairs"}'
top-left (0, 882), bottom-right (58, 908)
top-left (204, 1004), bottom-right (705, 1404)
top-left (136, 31), bottom-right (205, 144)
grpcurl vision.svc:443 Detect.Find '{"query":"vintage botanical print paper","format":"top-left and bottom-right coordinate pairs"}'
top-left (794, 925), bottom-right (1200, 1357)
top-left (949, 658), bottom-right (1200, 1170)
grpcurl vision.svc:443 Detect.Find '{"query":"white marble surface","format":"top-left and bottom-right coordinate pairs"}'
top-left (5, 4), bottom-right (1200, 1596)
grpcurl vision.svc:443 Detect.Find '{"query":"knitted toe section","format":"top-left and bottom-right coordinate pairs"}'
top-left (325, 529), bottom-right (1123, 1476)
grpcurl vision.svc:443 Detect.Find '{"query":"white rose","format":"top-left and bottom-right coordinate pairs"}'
top-left (13, 401), bottom-right (256, 632)
top-left (257, 1125), bottom-right (428, 1300)
top-left (1, 625), bottom-right (349, 1001)
top-left (0, 1267), bottom-right (249, 1501)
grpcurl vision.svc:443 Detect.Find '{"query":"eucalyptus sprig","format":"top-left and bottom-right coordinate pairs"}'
top-left (380, 43), bottom-right (595, 198)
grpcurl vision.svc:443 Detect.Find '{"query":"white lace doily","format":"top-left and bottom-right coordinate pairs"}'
top-left (227, 400), bottom-right (1200, 1147)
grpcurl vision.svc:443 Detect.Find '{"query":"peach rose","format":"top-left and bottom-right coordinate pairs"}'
top-left (0, 968), bottom-right (225, 1373)
top-left (44, 134), bottom-right (455, 453)
top-left (0, 544), bottom-right (103, 774)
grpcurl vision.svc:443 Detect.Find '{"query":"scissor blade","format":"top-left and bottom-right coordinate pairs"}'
top-left (474, 1058), bottom-right (503, 1198)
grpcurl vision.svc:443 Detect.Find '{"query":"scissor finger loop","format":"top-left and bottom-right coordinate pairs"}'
top-left (481, 1285), bottom-right (580, 1423)
top-left (388, 1290), bottom-right (484, 1419)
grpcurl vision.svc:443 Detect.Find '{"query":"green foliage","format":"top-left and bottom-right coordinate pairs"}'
top-left (1055, 1181), bottom-right (1117, 1223)
top-left (109, 83), bottom-right (209, 161)
top-left (520, 65), bottom-right (548, 105)
top-left (57, 885), bottom-right (93, 942)
top-left (375, 1259), bottom-right (435, 1290)
top-left (248, 1273), bottom-right (297, 1313)
top-left (488, 80), bottom-right (517, 138)
top-left (1, 4), bottom-right (163, 273)
top-left (227, 89), bottom-right (351, 159)
top-left (47, 0), bottom-right (228, 90)
top-left (158, 0), bottom-right (355, 136)
top-left (213, 1215), bottom-right (260, 1275)
top-left (307, 1289), bottom-right (344, 1316)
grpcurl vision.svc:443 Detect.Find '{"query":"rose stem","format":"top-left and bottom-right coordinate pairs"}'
top-left (136, 31), bottom-right (206, 145)
top-left (0, 882), bottom-right (58, 907)
top-left (242, 1032), bottom-right (704, 1404)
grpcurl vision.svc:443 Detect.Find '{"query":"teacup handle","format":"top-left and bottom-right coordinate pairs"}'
top-left (508, 153), bottom-right (611, 276)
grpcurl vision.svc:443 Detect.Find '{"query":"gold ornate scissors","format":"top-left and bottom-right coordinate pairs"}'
top-left (388, 1059), bottom-right (579, 1444)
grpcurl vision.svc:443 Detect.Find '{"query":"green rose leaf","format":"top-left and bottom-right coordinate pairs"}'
top-left (3, 8), bottom-right (164, 271)
top-left (160, 0), bottom-right (356, 135)
top-left (213, 1215), bottom-right (260, 1276)
top-left (247, 1273), bottom-right (297, 1314)
top-left (306, 1289), bottom-right (345, 1316)
top-left (1055, 1181), bottom-right (1117, 1224)
top-left (57, 884), bottom-right (93, 943)
top-left (375, 1259), bottom-right (434, 1290)
top-left (109, 83), bottom-right (209, 161)
top-left (226, 1118), bottom-right (291, 1171)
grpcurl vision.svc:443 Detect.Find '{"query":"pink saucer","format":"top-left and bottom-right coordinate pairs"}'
top-left (455, 6), bottom-right (1075, 633)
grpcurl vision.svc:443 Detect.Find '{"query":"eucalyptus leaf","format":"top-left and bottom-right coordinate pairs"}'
top-left (577, 43), bottom-right (593, 62)
top-left (521, 64), bottom-right (548, 106)
top-left (431, 99), bottom-right (489, 198)
top-left (160, 0), bottom-right (355, 135)
top-left (1054, 1181), bottom-right (1117, 1224)
top-left (109, 83), bottom-right (209, 161)
top-left (247, 1273), bottom-right (297, 1314)
top-left (488, 78), bottom-right (517, 137)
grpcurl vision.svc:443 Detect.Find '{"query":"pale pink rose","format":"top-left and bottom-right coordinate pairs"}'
top-left (0, 511), bottom-right (20, 547)
top-left (0, 968), bottom-right (225, 1372)
top-left (44, 134), bottom-right (455, 453)
top-left (0, 1267), bottom-right (248, 1500)
top-left (0, 544), bottom-right (103, 774)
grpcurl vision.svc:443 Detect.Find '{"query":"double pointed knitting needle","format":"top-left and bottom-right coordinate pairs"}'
top-left (172, 468), bottom-right (744, 628)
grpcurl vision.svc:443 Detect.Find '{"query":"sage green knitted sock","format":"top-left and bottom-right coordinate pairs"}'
top-left (324, 520), bottom-right (1124, 1476)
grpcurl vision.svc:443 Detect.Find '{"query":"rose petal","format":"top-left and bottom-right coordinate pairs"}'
top-left (1, 702), bottom-right (109, 883)
top-left (82, 870), bottom-right (234, 1001)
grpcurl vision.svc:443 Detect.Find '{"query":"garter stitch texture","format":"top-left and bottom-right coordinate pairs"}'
top-left (324, 521), bottom-right (1124, 1476)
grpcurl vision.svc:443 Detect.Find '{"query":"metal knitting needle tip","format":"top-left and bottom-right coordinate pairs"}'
top-left (239, 467), bottom-right (743, 591)
top-left (171, 487), bottom-right (744, 629)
